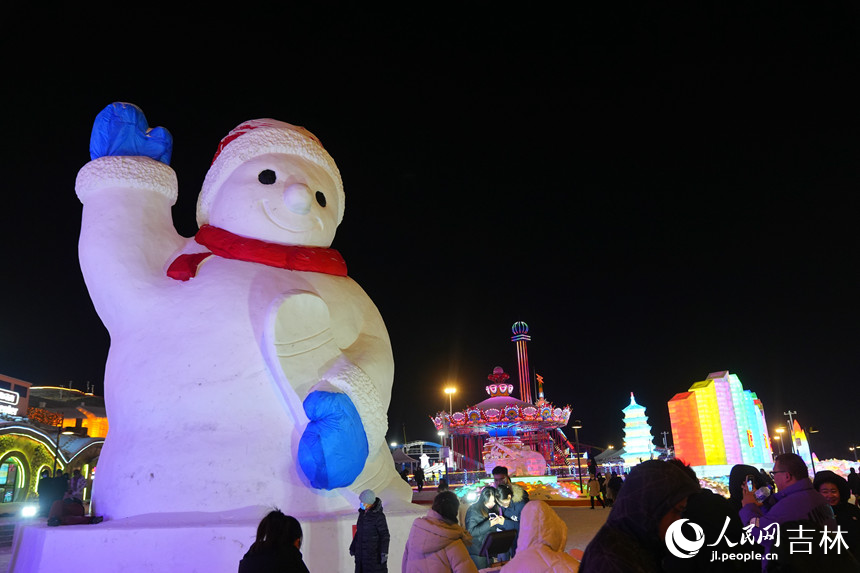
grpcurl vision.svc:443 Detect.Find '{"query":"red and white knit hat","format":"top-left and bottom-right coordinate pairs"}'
top-left (197, 119), bottom-right (344, 227)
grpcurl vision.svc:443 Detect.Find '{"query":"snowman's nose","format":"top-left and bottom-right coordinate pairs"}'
top-left (283, 183), bottom-right (312, 215)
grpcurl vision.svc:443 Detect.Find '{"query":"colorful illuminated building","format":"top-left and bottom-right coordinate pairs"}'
top-left (0, 374), bottom-right (105, 505)
top-left (668, 371), bottom-right (772, 467)
top-left (667, 391), bottom-right (705, 466)
top-left (620, 393), bottom-right (656, 467)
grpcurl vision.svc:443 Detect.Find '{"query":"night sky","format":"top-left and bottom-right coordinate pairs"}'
top-left (3, 4), bottom-right (860, 461)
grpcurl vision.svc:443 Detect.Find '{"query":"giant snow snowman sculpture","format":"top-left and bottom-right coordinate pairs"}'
top-left (75, 102), bottom-right (412, 519)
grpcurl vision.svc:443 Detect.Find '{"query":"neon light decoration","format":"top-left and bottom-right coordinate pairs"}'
top-left (668, 371), bottom-right (772, 467)
top-left (430, 366), bottom-right (571, 476)
top-left (511, 322), bottom-right (532, 403)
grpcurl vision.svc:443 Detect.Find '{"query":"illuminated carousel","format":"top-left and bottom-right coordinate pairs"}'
top-left (431, 359), bottom-right (571, 476)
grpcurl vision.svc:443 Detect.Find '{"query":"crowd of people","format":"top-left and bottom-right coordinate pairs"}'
top-left (36, 466), bottom-right (101, 526)
top-left (234, 456), bottom-right (860, 572)
top-left (578, 454), bottom-right (860, 572)
top-left (237, 465), bottom-right (584, 572)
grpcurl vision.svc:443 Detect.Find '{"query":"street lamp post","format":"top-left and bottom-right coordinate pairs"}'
top-left (53, 415), bottom-right (66, 473)
top-left (807, 427), bottom-right (819, 474)
top-left (850, 446), bottom-right (858, 462)
top-left (443, 386), bottom-right (456, 476)
top-left (784, 411), bottom-right (797, 454)
top-left (444, 386), bottom-right (456, 415)
top-left (571, 420), bottom-right (583, 493)
top-left (775, 427), bottom-right (786, 455)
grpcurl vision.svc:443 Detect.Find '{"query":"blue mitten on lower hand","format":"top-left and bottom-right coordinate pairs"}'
top-left (89, 102), bottom-right (173, 164)
top-left (298, 390), bottom-right (368, 489)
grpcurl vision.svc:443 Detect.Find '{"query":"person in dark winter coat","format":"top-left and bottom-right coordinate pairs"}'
top-left (579, 459), bottom-right (701, 573)
top-left (465, 486), bottom-right (503, 569)
top-left (850, 468), bottom-right (860, 507)
top-left (606, 471), bottom-right (623, 506)
top-left (496, 483), bottom-right (527, 559)
top-left (492, 466), bottom-right (530, 503)
top-left (813, 470), bottom-right (860, 562)
top-left (349, 489), bottom-right (390, 573)
top-left (662, 460), bottom-right (759, 573)
top-left (728, 464), bottom-right (770, 513)
top-left (414, 466), bottom-right (425, 493)
top-left (238, 510), bottom-right (309, 573)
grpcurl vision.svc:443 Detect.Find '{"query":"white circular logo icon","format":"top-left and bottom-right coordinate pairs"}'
top-left (665, 518), bottom-right (705, 559)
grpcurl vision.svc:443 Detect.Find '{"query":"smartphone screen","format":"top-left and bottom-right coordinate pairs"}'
top-left (746, 476), bottom-right (755, 492)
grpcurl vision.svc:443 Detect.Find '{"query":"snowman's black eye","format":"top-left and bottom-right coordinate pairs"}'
top-left (258, 170), bottom-right (276, 185)
top-left (315, 191), bottom-right (327, 207)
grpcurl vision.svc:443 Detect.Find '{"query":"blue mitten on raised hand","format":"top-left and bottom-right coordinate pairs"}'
top-left (89, 102), bottom-right (173, 164)
top-left (298, 391), bottom-right (368, 490)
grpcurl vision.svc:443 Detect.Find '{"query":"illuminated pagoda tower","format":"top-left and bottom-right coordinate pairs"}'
top-left (668, 371), bottom-right (772, 468)
top-left (621, 393), bottom-right (656, 467)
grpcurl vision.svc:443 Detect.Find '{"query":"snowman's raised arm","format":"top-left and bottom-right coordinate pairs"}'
top-left (75, 103), bottom-right (186, 324)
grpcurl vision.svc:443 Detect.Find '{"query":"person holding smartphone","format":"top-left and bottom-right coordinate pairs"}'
top-left (465, 486), bottom-right (503, 569)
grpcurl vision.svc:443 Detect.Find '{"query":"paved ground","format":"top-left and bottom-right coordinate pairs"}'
top-left (0, 494), bottom-right (609, 571)
top-left (557, 505), bottom-right (610, 554)
top-left (0, 505), bottom-right (36, 572)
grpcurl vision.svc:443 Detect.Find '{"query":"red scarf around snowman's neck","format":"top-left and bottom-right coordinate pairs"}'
top-left (166, 224), bottom-right (347, 281)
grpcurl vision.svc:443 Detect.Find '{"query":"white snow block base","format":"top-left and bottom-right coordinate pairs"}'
top-left (9, 504), bottom-right (426, 572)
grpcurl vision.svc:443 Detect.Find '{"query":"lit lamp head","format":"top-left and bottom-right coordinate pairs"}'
top-left (444, 386), bottom-right (457, 413)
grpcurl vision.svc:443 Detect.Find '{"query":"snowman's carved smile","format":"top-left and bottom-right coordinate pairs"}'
top-left (261, 199), bottom-right (322, 233)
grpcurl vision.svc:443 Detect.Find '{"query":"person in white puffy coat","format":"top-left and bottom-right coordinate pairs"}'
top-left (500, 501), bottom-right (580, 572)
top-left (402, 492), bottom-right (478, 573)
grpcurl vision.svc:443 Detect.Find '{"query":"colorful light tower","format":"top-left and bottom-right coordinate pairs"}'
top-left (621, 393), bottom-right (656, 467)
top-left (667, 371), bottom-right (773, 467)
top-left (511, 321), bottom-right (532, 403)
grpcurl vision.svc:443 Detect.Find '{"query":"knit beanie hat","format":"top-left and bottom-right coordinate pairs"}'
top-left (197, 119), bottom-right (344, 227)
top-left (431, 491), bottom-right (461, 523)
top-left (359, 489), bottom-right (376, 505)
